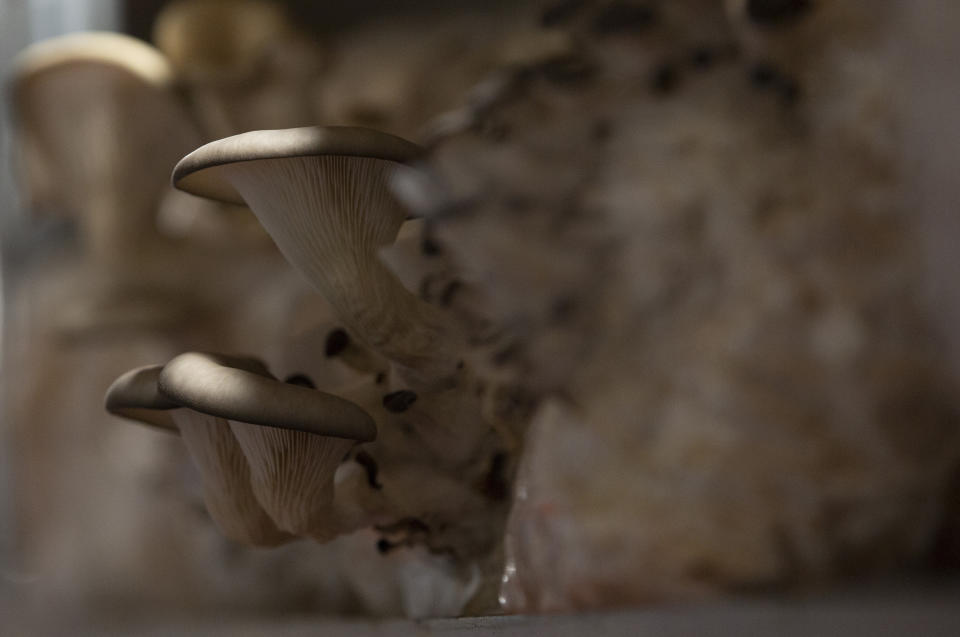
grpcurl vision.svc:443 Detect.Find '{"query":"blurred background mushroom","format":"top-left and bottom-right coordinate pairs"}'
top-left (153, 0), bottom-right (325, 140)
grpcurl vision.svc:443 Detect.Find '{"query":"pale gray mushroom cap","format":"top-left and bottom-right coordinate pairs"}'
top-left (158, 351), bottom-right (377, 442)
top-left (172, 126), bottom-right (423, 206)
top-left (104, 364), bottom-right (179, 432)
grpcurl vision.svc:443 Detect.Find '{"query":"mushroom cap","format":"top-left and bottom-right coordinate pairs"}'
top-left (153, 0), bottom-right (291, 83)
top-left (172, 126), bottom-right (424, 206)
top-left (158, 352), bottom-right (377, 441)
top-left (10, 31), bottom-right (199, 234)
top-left (104, 365), bottom-right (179, 432)
top-left (11, 31), bottom-right (174, 88)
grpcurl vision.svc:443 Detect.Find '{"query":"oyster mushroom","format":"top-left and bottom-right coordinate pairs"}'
top-left (10, 32), bottom-right (201, 334)
top-left (104, 363), bottom-right (290, 546)
top-left (10, 32), bottom-right (198, 270)
top-left (158, 352), bottom-right (377, 539)
top-left (154, 0), bottom-right (324, 137)
top-left (172, 126), bottom-right (463, 385)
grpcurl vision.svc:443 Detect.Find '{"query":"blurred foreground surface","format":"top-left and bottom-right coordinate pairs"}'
top-left (4, 578), bottom-right (960, 636)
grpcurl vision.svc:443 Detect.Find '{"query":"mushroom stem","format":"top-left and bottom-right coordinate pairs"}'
top-left (172, 127), bottom-right (465, 386)
top-left (228, 156), bottom-right (460, 383)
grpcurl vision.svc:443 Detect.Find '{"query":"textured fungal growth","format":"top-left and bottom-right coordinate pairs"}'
top-left (398, 0), bottom-right (960, 613)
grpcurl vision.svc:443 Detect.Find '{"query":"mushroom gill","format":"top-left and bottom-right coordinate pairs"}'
top-left (105, 364), bottom-right (290, 546)
top-left (158, 351), bottom-right (377, 538)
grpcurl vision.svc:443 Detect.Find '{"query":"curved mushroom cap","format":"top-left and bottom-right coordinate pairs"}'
top-left (158, 351), bottom-right (377, 442)
top-left (10, 31), bottom-right (199, 259)
top-left (11, 31), bottom-right (174, 87)
top-left (104, 365), bottom-right (179, 431)
top-left (173, 126), bottom-right (424, 206)
top-left (153, 0), bottom-right (291, 84)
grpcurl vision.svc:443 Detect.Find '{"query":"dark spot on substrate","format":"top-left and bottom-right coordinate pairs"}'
top-left (750, 62), bottom-right (778, 87)
top-left (382, 390), bottom-right (418, 413)
top-left (650, 63), bottom-right (679, 95)
top-left (376, 517), bottom-right (430, 535)
top-left (492, 342), bottom-right (522, 366)
top-left (376, 538), bottom-right (394, 554)
top-left (440, 280), bottom-right (462, 307)
top-left (354, 450), bottom-right (383, 489)
top-left (551, 296), bottom-right (577, 321)
top-left (324, 328), bottom-right (350, 357)
top-left (505, 195), bottom-right (533, 213)
top-left (593, 2), bottom-right (657, 35)
top-left (482, 452), bottom-right (510, 501)
top-left (541, 0), bottom-right (586, 27)
top-left (421, 234), bottom-right (441, 256)
top-left (284, 373), bottom-right (315, 389)
top-left (480, 120), bottom-right (511, 142)
top-left (778, 76), bottom-right (801, 104)
top-left (592, 119), bottom-right (613, 142)
top-left (690, 46), bottom-right (716, 69)
top-left (749, 62), bottom-right (802, 104)
top-left (538, 54), bottom-right (597, 85)
top-left (746, 0), bottom-right (812, 26)
top-left (375, 372), bottom-right (387, 385)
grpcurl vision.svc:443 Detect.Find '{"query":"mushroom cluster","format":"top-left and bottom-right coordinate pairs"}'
top-left (105, 126), bottom-right (512, 607)
top-left (106, 353), bottom-right (375, 545)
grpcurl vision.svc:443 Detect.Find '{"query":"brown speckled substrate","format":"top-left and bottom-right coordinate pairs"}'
top-left (401, 0), bottom-right (960, 612)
